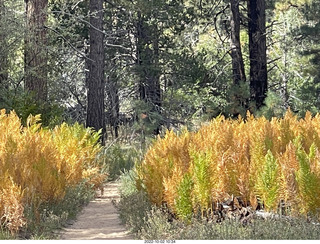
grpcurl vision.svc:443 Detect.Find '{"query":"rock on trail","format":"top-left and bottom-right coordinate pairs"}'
top-left (60, 181), bottom-right (133, 240)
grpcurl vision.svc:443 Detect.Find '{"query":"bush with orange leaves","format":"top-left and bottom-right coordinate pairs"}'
top-left (0, 109), bottom-right (106, 234)
top-left (137, 110), bottom-right (320, 221)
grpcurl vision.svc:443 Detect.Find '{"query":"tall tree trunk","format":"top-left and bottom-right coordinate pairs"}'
top-left (248, 0), bottom-right (267, 110)
top-left (86, 0), bottom-right (105, 141)
top-left (230, 0), bottom-right (246, 85)
top-left (136, 12), bottom-right (162, 135)
top-left (24, 0), bottom-right (48, 102)
top-left (229, 0), bottom-right (247, 116)
top-left (0, 0), bottom-right (8, 87)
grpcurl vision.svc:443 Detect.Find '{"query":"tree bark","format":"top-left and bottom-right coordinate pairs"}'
top-left (230, 0), bottom-right (246, 85)
top-left (86, 0), bottom-right (105, 141)
top-left (106, 76), bottom-right (120, 138)
top-left (24, 0), bottom-right (48, 102)
top-left (228, 0), bottom-right (247, 117)
top-left (0, 0), bottom-right (8, 86)
top-left (136, 12), bottom-right (162, 135)
top-left (248, 0), bottom-right (267, 110)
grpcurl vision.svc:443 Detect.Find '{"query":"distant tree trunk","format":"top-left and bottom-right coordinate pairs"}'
top-left (248, 0), bottom-right (267, 110)
top-left (106, 76), bottom-right (120, 138)
top-left (136, 12), bottom-right (162, 135)
top-left (281, 20), bottom-right (289, 109)
top-left (230, 0), bottom-right (246, 85)
top-left (0, 0), bottom-right (8, 86)
top-left (24, 0), bottom-right (48, 102)
top-left (86, 0), bottom-right (105, 141)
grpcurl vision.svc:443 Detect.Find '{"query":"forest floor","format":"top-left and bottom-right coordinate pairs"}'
top-left (59, 181), bottom-right (133, 240)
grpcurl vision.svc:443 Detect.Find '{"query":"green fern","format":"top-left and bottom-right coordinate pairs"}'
top-left (308, 143), bottom-right (317, 160)
top-left (295, 146), bottom-right (320, 215)
top-left (176, 173), bottom-right (193, 222)
top-left (190, 149), bottom-right (213, 213)
top-left (255, 150), bottom-right (280, 211)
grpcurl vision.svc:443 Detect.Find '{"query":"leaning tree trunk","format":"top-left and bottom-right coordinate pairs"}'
top-left (248, 0), bottom-right (267, 110)
top-left (24, 0), bottom-right (48, 102)
top-left (86, 0), bottom-right (105, 141)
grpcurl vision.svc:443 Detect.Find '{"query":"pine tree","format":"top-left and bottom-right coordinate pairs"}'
top-left (247, 0), bottom-right (268, 110)
top-left (86, 0), bottom-right (105, 141)
top-left (230, 0), bottom-right (246, 85)
top-left (0, 0), bottom-right (8, 86)
top-left (298, 0), bottom-right (320, 111)
top-left (136, 10), bottom-right (162, 135)
top-left (24, 0), bottom-right (48, 102)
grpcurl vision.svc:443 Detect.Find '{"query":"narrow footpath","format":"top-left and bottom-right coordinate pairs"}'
top-left (60, 181), bottom-right (133, 240)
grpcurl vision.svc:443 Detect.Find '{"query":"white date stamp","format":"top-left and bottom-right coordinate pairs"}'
top-left (144, 240), bottom-right (176, 243)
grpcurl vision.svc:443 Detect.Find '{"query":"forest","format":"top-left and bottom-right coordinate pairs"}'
top-left (1, 0), bottom-right (320, 137)
top-left (2, 0), bottom-right (320, 240)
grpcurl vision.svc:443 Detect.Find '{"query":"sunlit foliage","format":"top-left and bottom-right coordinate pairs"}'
top-left (137, 110), bottom-right (320, 221)
top-left (0, 109), bottom-right (106, 233)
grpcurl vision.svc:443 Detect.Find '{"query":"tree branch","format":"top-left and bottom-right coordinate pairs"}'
top-left (45, 25), bottom-right (94, 61)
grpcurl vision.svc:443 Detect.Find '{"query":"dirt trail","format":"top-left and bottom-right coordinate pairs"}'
top-left (60, 182), bottom-right (133, 240)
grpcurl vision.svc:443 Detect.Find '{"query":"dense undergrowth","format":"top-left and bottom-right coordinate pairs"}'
top-left (3, 107), bottom-right (320, 240)
top-left (103, 141), bottom-right (144, 181)
top-left (0, 109), bottom-right (107, 238)
top-left (115, 110), bottom-right (320, 240)
top-left (136, 110), bottom-right (320, 221)
top-left (117, 168), bottom-right (320, 240)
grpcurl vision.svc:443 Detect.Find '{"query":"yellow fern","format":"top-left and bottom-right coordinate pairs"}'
top-left (0, 110), bottom-right (105, 233)
top-left (138, 109), bottom-right (320, 219)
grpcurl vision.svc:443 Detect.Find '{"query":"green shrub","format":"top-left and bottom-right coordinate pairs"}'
top-left (117, 191), bottom-right (152, 235)
top-left (0, 227), bottom-right (15, 240)
top-left (103, 143), bottom-right (140, 180)
top-left (119, 169), bottom-right (139, 197)
top-left (17, 182), bottom-right (95, 239)
top-left (0, 88), bottom-right (64, 128)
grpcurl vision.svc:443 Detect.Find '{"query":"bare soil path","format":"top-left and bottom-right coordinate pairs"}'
top-left (59, 181), bottom-right (133, 240)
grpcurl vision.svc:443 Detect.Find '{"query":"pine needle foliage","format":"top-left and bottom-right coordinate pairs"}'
top-left (0, 109), bottom-right (105, 234)
top-left (137, 109), bottom-right (320, 220)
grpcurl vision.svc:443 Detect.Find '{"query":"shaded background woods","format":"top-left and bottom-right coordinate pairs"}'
top-left (1, 0), bottom-right (320, 139)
